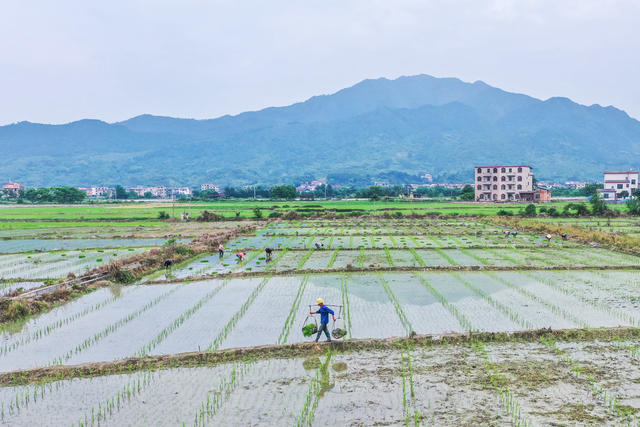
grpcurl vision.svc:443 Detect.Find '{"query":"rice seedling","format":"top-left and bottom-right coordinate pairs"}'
top-left (49, 284), bottom-right (184, 365)
top-left (207, 276), bottom-right (272, 351)
top-left (457, 248), bottom-right (489, 265)
top-left (540, 334), bottom-right (639, 424)
top-left (136, 280), bottom-right (231, 357)
top-left (297, 249), bottom-right (314, 270)
top-left (326, 249), bottom-right (339, 268)
top-left (449, 272), bottom-right (535, 330)
top-left (484, 272), bottom-right (589, 328)
top-left (190, 358), bottom-right (256, 426)
top-left (339, 274), bottom-right (353, 339)
top-left (73, 368), bottom-right (157, 426)
top-left (377, 273), bottom-right (412, 335)
top-left (524, 271), bottom-right (640, 327)
top-left (296, 348), bottom-right (332, 426)
top-left (473, 339), bottom-right (531, 427)
top-left (431, 247), bottom-right (457, 266)
top-left (413, 272), bottom-right (475, 332)
top-left (277, 275), bottom-right (310, 344)
top-left (400, 341), bottom-right (421, 426)
top-left (0, 292), bottom-right (124, 356)
top-left (384, 247), bottom-right (394, 267)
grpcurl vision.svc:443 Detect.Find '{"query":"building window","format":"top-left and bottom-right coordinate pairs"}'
top-left (501, 194), bottom-right (506, 199)
top-left (508, 168), bottom-right (512, 172)
top-left (477, 176), bottom-right (481, 182)
top-left (493, 168), bottom-right (497, 173)
top-left (501, 184), bottom-right (505, 190)
top-left (518, 167), bottom-right (522, 172)
top-left (477, 168), bottom-right (482, 174)
top-left (517, 176), bottom-right (522, 182)
top-left (493, 176), bottom-right (497, 182)
top-left (501, 176), bottom-right (506, 182)
top-left (603, 193), bottom-right (609, 198)
top-left (632, 179), bottom-right (636, 185)
top-left (517, 184), bottom-right (522, 190)
top-left (477, 185), bottom-right (481, 190)
top-left (501, 167), bottom-right (505, 173)
top-left (535, 194), bottom-right (540, 199)
top-left (493, 185), bottom-right (497, 190)
top-left (617, 184), bottom-right (623, 189)
top-left (493, 194), bottom-right (497, 200)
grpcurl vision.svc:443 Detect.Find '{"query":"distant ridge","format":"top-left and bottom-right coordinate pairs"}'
top-left (1, 74), bottom-right (639, 186)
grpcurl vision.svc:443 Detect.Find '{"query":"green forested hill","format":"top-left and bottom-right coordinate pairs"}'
top-left (2, 74), bottom-right (639, 186)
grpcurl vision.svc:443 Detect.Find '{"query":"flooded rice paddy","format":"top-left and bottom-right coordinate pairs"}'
top-left (0, 217), bottom-right (639, 425)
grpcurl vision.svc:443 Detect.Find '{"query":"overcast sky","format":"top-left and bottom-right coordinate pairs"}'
top-left (1, 0), bottom-right (639, 125)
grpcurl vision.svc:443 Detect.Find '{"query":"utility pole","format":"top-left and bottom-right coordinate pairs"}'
top-left (254, 185), bottom-right (256, 200)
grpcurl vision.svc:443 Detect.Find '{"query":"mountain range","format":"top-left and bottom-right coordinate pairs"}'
top-left (2, 74), bottom-right (640, 187)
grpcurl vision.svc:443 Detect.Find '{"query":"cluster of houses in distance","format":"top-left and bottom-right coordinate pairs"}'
top-left (2, 167), bottom-right (638, 203)
top-left (474, 165), bottom-right (638, 203)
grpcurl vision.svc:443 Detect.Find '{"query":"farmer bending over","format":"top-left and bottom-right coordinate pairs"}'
top-left (265, 247), bottom-right (273, 261)
top-left (311, 298), bottom-right (335, 342)
top-left (236, 252), bottom-right (246, 261)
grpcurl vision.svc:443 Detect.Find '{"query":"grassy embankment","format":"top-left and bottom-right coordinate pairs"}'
top-left (0, 200), bottom-right (610, 225)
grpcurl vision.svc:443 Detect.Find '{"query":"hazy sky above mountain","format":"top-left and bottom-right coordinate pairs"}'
top-left (1, 0), bottom-right (639, 125)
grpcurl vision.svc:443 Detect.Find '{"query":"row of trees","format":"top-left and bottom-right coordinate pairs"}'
top-left (5, 187), bottom-right (87, 204)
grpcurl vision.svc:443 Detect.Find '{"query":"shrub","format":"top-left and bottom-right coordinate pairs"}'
top-left (157, 211), bottom-right (170, 220)
top-left (164, 237), bottom-right (178, 246)
top-left (173, 245), bottom-right (195, 256)
top-left (114, 269), bottom-right (135, 284)
top-left (4, 301), bottom-right (31, 321)
top-left (197, 210), bottom-right (224, 222)
top-left (548, 207), bottom-right (560, 217)
top-left (253, 207), bottom-right (263, 218)
top-left (496, 209), bottom-right (514, 216)
top-left (523, 204), bottom-right (537, 217)
top-left (268, 211), bottom-right (281, 218)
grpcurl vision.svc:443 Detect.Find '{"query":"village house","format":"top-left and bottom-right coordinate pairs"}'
top-left (474, 165), bottom-right (535, 202)
top-left (170, 187), bottom-right (192, 197)
top-left (82, 186), bottom-right (113, 198)
top-left (597, 170), bottom-right (639, 201)
top-left (201, 183), bottom-right (220, 193)
top-left (1, 182), bottom-right (24, 196)
top-left (519, 187), bottom-right (551, 203)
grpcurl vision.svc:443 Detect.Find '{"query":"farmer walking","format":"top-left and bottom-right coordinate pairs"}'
top-left (218, 243), bottom-right (224, 258)
top-left (311, 298), bottom-right (335, 342)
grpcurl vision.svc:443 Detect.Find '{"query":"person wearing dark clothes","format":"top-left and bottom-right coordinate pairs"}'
top-left (218, 243), bottom-right (224, 258)
top-left (265, 247), bottom-right (273, 261)
top-left (311, 298), bottom-right (335, 342)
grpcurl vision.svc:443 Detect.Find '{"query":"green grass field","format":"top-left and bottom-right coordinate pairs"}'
top-left (0, 200), bottom-right (585, 223)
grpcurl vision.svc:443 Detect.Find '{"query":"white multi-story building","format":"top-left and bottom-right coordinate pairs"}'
top-left (81, 186), bottom-right (113, 198)
top-left (201, 183), bottom-right (220, 193)
top-left (170, 187), bottom-right (192, 197)
top-left (598, 170), bottom-right (639, 201)
top-left (474, 165), bottom-right (534, 202)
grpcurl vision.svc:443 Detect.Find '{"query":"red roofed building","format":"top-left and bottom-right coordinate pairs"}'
top-left (2, 182), bottom-right (24, 196)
